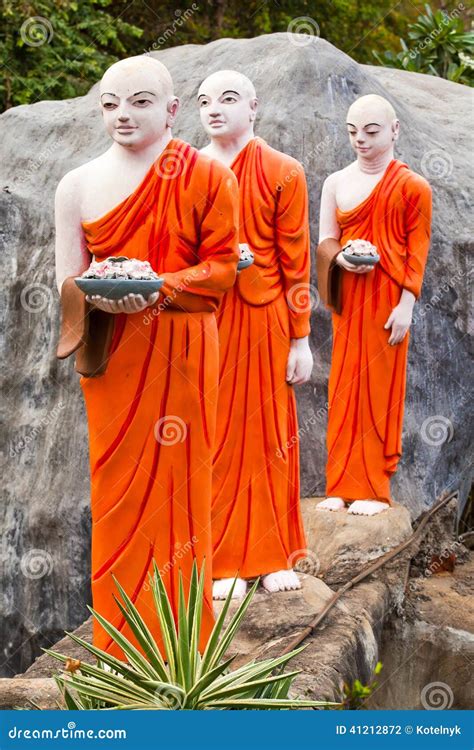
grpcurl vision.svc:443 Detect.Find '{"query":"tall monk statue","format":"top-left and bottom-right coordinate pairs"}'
top-left (316, 94), bottom-right (432, 516)
top-left (54, 55), bottom-right (240, 658)
top-left (197, 71), bottom-right (313, 599)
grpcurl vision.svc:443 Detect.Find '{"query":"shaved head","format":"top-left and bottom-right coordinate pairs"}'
top-left (345, 94), bottom-right (399, 162)
top-left (98, 55), bottom-right (179, 150)
top-left (347, 94), bottom-right (397, 125)
top-left (100, 55), bottom-right (174, 98)
top-left (198, 70), bottom-right (256, 100)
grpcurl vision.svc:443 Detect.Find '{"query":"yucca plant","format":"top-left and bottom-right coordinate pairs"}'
top-left (42, 560), bottom-right (337, 710)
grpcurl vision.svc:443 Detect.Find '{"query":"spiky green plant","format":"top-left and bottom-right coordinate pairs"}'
top-left (42, 560), bottom-right (337, 710)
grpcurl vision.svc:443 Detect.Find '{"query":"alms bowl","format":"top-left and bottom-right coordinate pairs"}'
top-left (342, 252), bottom-right (380, 266)
top-left (74, 277), bottom-right (165, 300)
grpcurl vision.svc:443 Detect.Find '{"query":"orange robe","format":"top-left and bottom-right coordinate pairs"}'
top-left (326, 159), bottom-right (432, 504)
top-left (79, 138), bottom-right (239, 658)
top-left (211, 137), bottom-right (310, 579)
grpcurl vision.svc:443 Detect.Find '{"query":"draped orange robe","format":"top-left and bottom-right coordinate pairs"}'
top-left (326, 159), bottom-right (432, 503)
top-left (79, 138), bottom-right (239, 657)
top-left (211, 137), bottom-right (310, 579)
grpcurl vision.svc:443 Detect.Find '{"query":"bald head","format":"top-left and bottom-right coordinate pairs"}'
top-left (99, 56), bottom-right (179, 151)
top-left (100, 55), bottom-right (174, 98)
top-left (347, 94), bottom-right (397, 125)
top-left (198, 69), bottom-right (258, 141)
top-left (198, 70), bottom-right (256, 100)
top-left (346, 94), bottom-right (399, 161)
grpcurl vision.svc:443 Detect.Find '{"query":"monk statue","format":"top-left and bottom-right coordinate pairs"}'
top-left (316, 94), bottom-right (432, 516)
top-left (54, 55), bottom-right (240, 657)
top-left (197, 70), bottom-right (313, 599)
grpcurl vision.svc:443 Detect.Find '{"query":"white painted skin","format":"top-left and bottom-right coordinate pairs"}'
top-left (317, 498), bottom-right (389, 515)
top-left (319, 93), bottom-right (415, 348)
top-left (198, 70), bottom-right (311, 593)
top-left (212, 577), bottom-right (248, 600)
top-left (317, 95), bottom-right (414, 516)
top-left (54, 55), bottom-right (180, 314)
top-left (197, 69), bottom-right (313, 388)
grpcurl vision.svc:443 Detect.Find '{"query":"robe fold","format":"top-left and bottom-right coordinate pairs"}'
top-left (326, 159), bottom-right (432, 503)
top-left (78, 138), bottom-right (239, 657)
top-left (211, 137), bottom-right (310, 579)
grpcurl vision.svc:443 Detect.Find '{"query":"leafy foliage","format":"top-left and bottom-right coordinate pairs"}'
top-left (0, 0), bottom-right (142, 109)
top-left (41, 559), bottom-right (338, 710)
top-left (337, 661), bottom-right (383, 710)
top-left (373, 3), bottom-right (474, 86)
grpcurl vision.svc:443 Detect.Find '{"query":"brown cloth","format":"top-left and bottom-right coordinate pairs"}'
top-left (316, 237), bottom-right (343, 314)
top-left (56, 276), bottom-right (115, 377)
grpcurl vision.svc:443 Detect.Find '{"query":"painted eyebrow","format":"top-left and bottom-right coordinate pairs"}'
top-left (346, 122), bottom-right (382, 128)
top-left (197, 90), bottom-right (240, 100)
top-left (100, 91), bottom-right (156, 98)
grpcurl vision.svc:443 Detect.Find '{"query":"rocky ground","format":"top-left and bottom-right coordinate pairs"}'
top-left (2, 497), bottom-right (470, 710)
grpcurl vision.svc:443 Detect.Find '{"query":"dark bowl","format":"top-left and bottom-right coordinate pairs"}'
top-left (342, 252), bottom-right (380, 266)
top-left (75, 277), bottom-right (165, 300)
top-left (237, 257), bottom-right (255, 271)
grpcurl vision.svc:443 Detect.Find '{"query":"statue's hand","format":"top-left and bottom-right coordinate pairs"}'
top-left (286, 337), bottom-right (313, 386)
top-left (384, 302), bottom-right (413, 345)
top-left (86, 292), bottom-right (160, 314)
top-left (336, 239), bottom-right (377, 274)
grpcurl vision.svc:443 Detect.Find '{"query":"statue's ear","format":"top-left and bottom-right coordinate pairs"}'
top-left (392, 119), bottom-right (400, 141)
top-left (249, 97), bottom-right (258, 122)
top-left (167, 96), bottom-right (180, 127)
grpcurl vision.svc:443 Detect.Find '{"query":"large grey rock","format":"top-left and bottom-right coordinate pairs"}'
top-left (1, 33), bottom-right (472, 676)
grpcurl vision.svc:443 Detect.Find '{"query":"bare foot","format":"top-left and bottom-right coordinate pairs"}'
top-left (348, 500), bottom-right (389, 516)
top-left (212, 577), bottom-right (247, 600)
top-left (316, 497), bottom-right (347, 511)
top-left (261, 569), bottom-right (301, 593)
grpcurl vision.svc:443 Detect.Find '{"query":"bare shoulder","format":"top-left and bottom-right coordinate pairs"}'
top-left (199, 143), bottom-right (213, 157)
top-left (323, 162), bottom-right (353, 192)
top-left (55, 155), bottom-right (105, 208)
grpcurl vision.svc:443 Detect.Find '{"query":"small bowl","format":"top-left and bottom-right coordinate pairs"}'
top-left (342, 252), bottom-right (380, 266)
top-left (74, 277), bottom-right (165, 300)
top-left (237, 256), bottom-right (254, 271)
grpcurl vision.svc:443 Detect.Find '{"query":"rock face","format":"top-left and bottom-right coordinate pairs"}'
top-left (1, 33), bottom-right (472, 676)
top-left (369, 556), bottom-right (474, 710)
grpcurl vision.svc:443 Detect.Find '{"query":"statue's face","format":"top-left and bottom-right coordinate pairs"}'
top-left (99, 65), bottom-right (178, 149)
top-left (346, 102), bottom-right (399, 159)
top-left (197, 72), bottom-right (257, 140)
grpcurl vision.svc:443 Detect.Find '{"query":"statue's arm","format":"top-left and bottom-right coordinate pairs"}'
top-left (274, 163), bottom-right (311, 339)
top-left (402, 176), bottom-right (433, 299)
top-left (318, 174), bottom-right (341, 243)
top-left (316, 175), bottom-right (344, 313)
top-left (54, 171), bottom-right (91, 295)
top-left (158, 165), bottom-right (240, 312)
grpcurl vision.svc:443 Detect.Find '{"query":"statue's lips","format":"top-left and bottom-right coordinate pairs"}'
top-left (116, 126), bottom-right (137, 132)
top-left (209, 121), bottom-right (225, 126)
